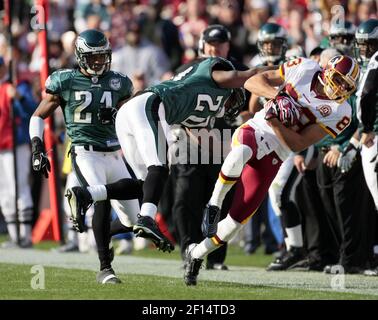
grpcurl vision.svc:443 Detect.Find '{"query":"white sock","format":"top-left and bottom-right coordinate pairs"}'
top-left (67, 229), bottom-right (78, 244)
top-left (284, 237), bottom-right (291, 251)
top-left (6, 223), bottom-right (18, 243)
top-left (19, 223), bottom-right (32, 242)
top-left (209, 179), bottom-right (234, 207)
top-left (192, 214), bottom-right (243, 259)
top-left (87, 185), bottom-right (107, 202)
top-left (191, 238), bottom-right (217, 259)
top-left (285, 225), bottom-right (303, 248)
top-left (140, 202), bottom-right (157, 219)
top-left (209, 145), bottom-right (252, 207)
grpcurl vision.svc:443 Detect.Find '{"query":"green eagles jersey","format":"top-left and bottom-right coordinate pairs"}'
top-left (358, 59), bottom-right (378, 133)
top-left (147, 57), bottom-right (234, 128)
top-left (46, 69), bottom-right (133, 149)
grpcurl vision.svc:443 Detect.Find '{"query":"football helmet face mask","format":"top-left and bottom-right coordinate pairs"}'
top-left (75, 29), bottom-right (112, 76)
top-left (223, 88), bottom-right (246, 122)
top-left (329, 21), bottom-right (356, 55)
top-left (319, 55), bottom-right (360, 103)
top-left (257, 23), bottom-right (288, 64)
top-left (354, 19), bottom-right (378, 63)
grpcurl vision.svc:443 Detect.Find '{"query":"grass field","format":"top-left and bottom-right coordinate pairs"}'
top-left (0, 238), bottom-right (377, 301)
top-left (0, 263), bottom-right (376, 300)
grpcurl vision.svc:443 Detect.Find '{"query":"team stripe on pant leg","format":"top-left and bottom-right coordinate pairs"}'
top-left (219, 171), bottom-right (239, 185)
top-left (241, 208), bottom-right (258, 225)
top-left (71, 148), bottom-right (89, 187)
top-left (211, 235), bottom-right (226, 246)
top-left (144, 94), bottom-right (168, 161)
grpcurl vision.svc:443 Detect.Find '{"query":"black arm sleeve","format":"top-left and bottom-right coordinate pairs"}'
top-left (360, 67), bottom-right (378, 133)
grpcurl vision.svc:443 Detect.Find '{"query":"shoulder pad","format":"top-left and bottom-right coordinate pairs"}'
top-left (210, 57), bottom-right (235, 72)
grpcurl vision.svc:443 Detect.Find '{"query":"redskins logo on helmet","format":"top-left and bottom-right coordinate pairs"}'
top-left (319, 55), bottom-right (360, 103)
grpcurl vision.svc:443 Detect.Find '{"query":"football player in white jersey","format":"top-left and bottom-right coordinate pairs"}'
top-left (184, 55), bottom-right (360, 285)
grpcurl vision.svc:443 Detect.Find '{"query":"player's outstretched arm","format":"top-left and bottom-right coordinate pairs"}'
top-left (244, 69), bottom-right (284, 99)
top-left (268, 118), bottom-right (327, 152)
top-left (212, 65), bottom-right (278, 89)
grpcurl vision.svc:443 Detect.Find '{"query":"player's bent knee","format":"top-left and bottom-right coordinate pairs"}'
top-left (221, 145), bottom-right (253, 177)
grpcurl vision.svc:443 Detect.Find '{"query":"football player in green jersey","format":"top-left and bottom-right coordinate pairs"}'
top-left (354, 20), bottom-right (378, 277)
top-left (65, 54), bottom-right (276, 254)
top-left (29, 29), bottom-right (142, 284)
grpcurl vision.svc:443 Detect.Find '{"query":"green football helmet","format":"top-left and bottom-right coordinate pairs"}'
top-left (257, 23), bottom-right (288, 64)
top-left (355, 19), bottom-right (378, 63)
top-left (329, 20), bottom-right (356, 55)
top-left (75, 29), bottom-right (112, 76)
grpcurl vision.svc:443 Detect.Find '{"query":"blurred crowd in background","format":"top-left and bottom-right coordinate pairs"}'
top-left (0, 0), bottom-right (377, 271)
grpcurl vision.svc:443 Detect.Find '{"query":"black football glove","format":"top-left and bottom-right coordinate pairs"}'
top-left (31, 137), bottom-right (51, 178)
top-left (224, 88), bottom-right (246, 123)
top-left (97, 107), bottom-right (117, 125)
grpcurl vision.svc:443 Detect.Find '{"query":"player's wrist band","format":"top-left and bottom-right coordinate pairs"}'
top-left (29, 116), bottom-right (45, 141)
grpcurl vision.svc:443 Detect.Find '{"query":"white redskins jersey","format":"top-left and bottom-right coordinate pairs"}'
top-left (248, 57), bottom-right (352, 161)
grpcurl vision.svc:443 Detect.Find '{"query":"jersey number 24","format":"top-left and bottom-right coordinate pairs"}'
top-left (74, 90), bottom-right (112, 123)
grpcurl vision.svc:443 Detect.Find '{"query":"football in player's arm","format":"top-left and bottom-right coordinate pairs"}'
top-left (183, 55), bottom-right (360, 286)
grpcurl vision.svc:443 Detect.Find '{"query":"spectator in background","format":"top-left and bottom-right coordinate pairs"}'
top-left (61, 31), bottom-right (78, 69)
top-left (138, 0), bottom-right (184, 71)
top-left (48, 0), bottom-right (74, 40)
top-left (0, 57), bottom-right (38, 248)
top-left (112, 18), bottom-right (171, 87)
top-left (109, 0), bottom-right (136, 50)
top-left (356, 0), bottom-right (378, 25)
top-left (178, 0), bottom-right (209, 63)
top-left (287, 5), bottom-right (306, 47)
top-left (74, 0), bottom-right (111, 33)
top-left (241, 0), bottom-right (271, 63)
top-left (209, 0), bottom-right (245, 61)
top-left (271, 0), bottom-right (292, 30)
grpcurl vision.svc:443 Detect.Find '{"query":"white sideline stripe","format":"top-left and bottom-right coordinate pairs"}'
top-left (102, 274), bottom-right (116, 284)
top-left (0, 248), bottom-right (377, 296)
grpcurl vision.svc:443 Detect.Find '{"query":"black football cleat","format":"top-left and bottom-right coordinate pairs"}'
top-left (96, 268), bottom-right (121, 284)
top-left (133, 214), bottom-right (174, 253)
top-left (65, 186), bottom-right (93, 233)
top-left (201, 204), bottom-right (221, 238)
top-left (266, 246), bottom-right (306, 271)
top-left (184, 244), bottom-right (203, 286)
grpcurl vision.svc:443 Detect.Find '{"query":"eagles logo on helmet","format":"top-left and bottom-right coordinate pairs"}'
top-left (354, 18), bottom-right (378, 64)
top-left (257, 23), bottom-right (288, 64)
top-left (75, 29), bottom-right (112, 76)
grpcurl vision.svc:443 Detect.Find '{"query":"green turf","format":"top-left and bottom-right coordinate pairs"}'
top-left (131, 245), bottom-right (273, 268)
top-left (0, 263), bottom-right (376, 300)
top-left (0, 234), bottom-right (273, 268)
